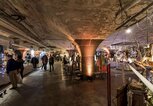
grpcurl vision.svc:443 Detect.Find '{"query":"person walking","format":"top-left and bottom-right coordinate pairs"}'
top-left (26, 53), bottom-right (31, 64)
top-left (6, 55), bottom-right (18, 89)
top-left (16, 55), bottom-right (24, 79)
top-left (31, 56), bottom-right (39, 70)
top-left (41, 55), bottom-right (48, 71)
top-left (76, 55), bottom-right (80, 70)
top-left (63, 55), bottom-right (68, 65)
top-left (49, 54), bottom-right (54, 72)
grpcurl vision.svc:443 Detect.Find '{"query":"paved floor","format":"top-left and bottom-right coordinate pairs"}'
top-left (0, 62), bottom-right (137, 106)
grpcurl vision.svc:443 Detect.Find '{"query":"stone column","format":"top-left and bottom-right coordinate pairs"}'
top-left (75, 39), bottom-right (102, 77)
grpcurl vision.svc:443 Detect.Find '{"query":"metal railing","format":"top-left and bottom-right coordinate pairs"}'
top-left (128, 64), bottom-right (153, 92)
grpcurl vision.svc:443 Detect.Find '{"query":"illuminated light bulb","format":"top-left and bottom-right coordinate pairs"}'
top-left (126, 28), bottom-right (132, 34)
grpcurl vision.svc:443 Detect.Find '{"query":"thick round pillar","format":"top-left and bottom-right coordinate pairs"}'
top-left (75, 39), bottom-right (103, 77)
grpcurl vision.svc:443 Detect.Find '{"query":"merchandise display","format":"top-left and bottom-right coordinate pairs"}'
top-left (0, 45), bottom-right (5, 74)
top-left (0, 52), bottom-right (5, 74)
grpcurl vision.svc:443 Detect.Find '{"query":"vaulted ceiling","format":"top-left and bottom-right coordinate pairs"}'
top-left (100, 0), bottom-right (153, 48)
top-left (0, 0), bottom-right (152, 51)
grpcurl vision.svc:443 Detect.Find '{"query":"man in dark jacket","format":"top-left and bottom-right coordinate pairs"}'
top-left (6, 55), bottom-right (18, 89)
top-left (49, 54), bottom-right (54, 72)
top-left (31, 56), bottom-right (39, 70)
top-left (41, 55), bottom-right (48, 71)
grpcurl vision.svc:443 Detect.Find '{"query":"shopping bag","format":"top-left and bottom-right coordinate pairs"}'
top-left (17, 74), bottom-right (22, 84)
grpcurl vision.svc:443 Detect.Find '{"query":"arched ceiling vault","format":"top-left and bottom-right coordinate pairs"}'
top-left (0, 0), bottom-right (152, 51)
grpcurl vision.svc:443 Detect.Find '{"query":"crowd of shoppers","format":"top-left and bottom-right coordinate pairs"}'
top-left (6, 52), bottom-right (80, 89)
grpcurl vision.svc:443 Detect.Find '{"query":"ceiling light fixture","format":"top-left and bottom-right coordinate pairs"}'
top-left (125, 28), bottom-right (132, 34)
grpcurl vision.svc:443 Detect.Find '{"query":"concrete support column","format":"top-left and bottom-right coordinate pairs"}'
top-left (75, 39), bottom-right (102, 77)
